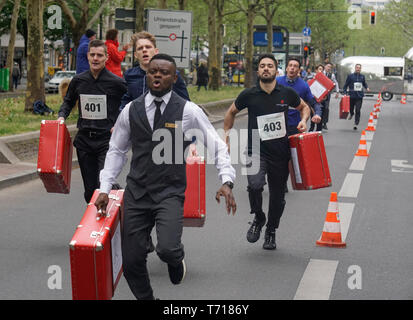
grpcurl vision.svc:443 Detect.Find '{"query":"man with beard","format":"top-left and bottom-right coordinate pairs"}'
top-left (223, 54), bottom-right (310, 250)
top-left (95, 54), bottom-right (236, 300)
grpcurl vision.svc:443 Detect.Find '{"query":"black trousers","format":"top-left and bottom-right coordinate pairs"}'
top-left (73, 130), bottom-right (111, 203)
top-left (246, 154), bottom-right (289, 231)
top-left (121, 188), bottom-right (185, 300)
top-left (321, 97), bottom-right (330, 125)
top-left (350, 97), bottom-right (363, 125)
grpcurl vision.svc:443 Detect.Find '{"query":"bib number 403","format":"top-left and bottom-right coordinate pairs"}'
top-left (263, 121), bottom-right (282, 132)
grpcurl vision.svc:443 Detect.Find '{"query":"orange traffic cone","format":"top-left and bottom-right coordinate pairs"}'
top-left (355, 130), bottom-right (369, 157)
top-left (316, 192), bottom-right (346, 248)
top-left (400, 94), bottom-right (407, 104)
top-left (365, 113), bottom-right (376, 131)
top-left (374, 103), bottom-right (381, 113)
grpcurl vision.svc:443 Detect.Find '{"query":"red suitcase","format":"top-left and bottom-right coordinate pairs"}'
top-left (37, 120), bottom-right (73, 193)
top-left (307, 72), bottom-right (335, 103)
top-left (69, 189), bottom-right (124, 300)
top-left (288, 132), bottom-right (332, 190)
top-left (183, 156), bottom-right (206, 227)
top-left (339, 95), bottom-right (350, 119)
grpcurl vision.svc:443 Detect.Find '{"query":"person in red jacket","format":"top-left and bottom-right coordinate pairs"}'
top-left (105, 29), bottom-right (131, 77)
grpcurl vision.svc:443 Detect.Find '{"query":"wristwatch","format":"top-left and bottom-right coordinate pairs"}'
top-left (223, 181), bottom-right (234, 189)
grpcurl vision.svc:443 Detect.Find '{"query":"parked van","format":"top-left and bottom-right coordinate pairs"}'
top-left (337, 56), bottom-right (404, 101)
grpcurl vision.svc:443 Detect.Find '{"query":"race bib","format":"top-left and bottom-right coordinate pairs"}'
top-left (80, 94), bottom-right (107, 120)
top-left (354, 82), bottom-right (363, 91)
top-left (256, 112), bottom-right (286, 141)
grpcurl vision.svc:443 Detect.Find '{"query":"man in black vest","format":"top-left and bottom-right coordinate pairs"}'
top-left (95, 54), bottom-right (236, 300)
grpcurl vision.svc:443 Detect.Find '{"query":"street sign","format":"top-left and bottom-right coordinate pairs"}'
top-left (115, 8), bottom-right (136, 31)
top-left (303, 36), bottom-right (311, 43)
top-left (146, 9), bottom-right (192, 68)
top-left (303, 27), bottom-right (311, 37)
top-left (115, 8), bottom-right (135, 19)
top-left (115, 20), bottom-right (135, 31)
top-left (253, 31), bottom-right (283, 47)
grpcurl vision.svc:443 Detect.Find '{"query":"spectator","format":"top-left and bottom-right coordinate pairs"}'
top-left (12, 62), bottom-right (20, 90)
top-left (105, 29), bottom-right (131, 78)
top-left (76, 29), bottom-right (96, 74)
top-left (196, 61), bottom-right (209, 91)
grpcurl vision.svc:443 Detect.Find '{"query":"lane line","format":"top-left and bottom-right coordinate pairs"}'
top-left (294, 259), bottom-right (339, 300)
top-left (349, 156), bottom-right (368, 171)
top-left (338, 173), bottom-right (363, 198)
top-left (338, 202), bottom-right (355, 242)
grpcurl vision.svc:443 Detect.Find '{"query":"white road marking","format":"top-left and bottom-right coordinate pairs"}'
top-left (391, 159), bottom-right (413, 173)
top-left (294, 259), bottom-right (339, 300)
top-left (338, 173), bottom-right (363, 198)
top-left (365, 131), bottom-right (374, 141)
top-left (349, 156), bottom-right (368, 171)
top-left (338, 202), bottom-right (355, 242)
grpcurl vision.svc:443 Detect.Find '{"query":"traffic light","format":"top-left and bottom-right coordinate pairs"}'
top-left (233, 45), bottom-right (239, 54)
top-left (309, 46), bottom-right (314, 55)
top-left (303, 45), bottom-right (309, 58)
top-left (369, 10), bottom-right (376, 25)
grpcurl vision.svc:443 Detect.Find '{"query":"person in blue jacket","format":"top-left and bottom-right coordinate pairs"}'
top-left (119, 31), bottom-right (189, 111)
top-left (342, 63), bottom-right (370, 130)
top-left (76, 29), bottom-right (96, 74)
top-left (276, 58), bottom-right (322, 136)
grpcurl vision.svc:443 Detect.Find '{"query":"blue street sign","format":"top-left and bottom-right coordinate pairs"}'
top-left (253, 31), bottom-right (283, 48)
top-left (303, 27), bottom-right (311, 37)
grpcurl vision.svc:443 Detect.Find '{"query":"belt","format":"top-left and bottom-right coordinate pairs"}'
top-left (79, 129), bottom-right (110, 138)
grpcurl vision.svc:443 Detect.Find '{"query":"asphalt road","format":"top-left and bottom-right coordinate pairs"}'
top-left (0, 95), bottom-right (412, 300)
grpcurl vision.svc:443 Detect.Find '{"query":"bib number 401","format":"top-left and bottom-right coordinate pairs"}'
top-left (84, 103), bottom-right (101, 113)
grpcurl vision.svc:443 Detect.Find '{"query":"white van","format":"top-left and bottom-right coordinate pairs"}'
top-left (337, 56), bottom-right (405, 101)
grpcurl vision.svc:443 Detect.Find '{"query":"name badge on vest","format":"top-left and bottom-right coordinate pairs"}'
top-left (165, 122), bottom-right (178, 128)
top-left (80, 94), bottom-right (107, 120)
top-left (256, 112), bottom-right (286, 141)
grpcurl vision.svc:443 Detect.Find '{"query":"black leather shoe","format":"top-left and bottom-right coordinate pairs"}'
top-left (322, 124), bottom-right (328, 130)
top-left (247, 216), bottom-right (266, 243)
top-left (348, 115), bottom-right (353, 120)
top-left (263, 230), bottom-right (276, 250)
top-left (168, 259), bottom-right (186, 285)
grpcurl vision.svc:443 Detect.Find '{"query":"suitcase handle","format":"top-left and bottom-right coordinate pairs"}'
top-left (317, 134), bottom-right (329, 183)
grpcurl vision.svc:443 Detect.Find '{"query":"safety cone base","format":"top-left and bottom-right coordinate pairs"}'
top-left (316, 237), bottom-right (346, 248)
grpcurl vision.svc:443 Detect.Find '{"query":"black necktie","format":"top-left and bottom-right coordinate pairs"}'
top-left (153, 100), bottom-right (162, 129)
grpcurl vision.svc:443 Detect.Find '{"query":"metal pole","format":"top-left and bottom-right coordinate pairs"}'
top-left (238, 26), bottom-right (241, 87)
top-left (196, 35), bottom-right (199, 68)
top-left (306, 0), bottom-right (308, 27)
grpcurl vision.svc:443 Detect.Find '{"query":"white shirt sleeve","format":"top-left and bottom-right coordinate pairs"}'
top-left (99, 102), bottom-right (132, 194)
top-left (182, 101), bottom-right (235, 184)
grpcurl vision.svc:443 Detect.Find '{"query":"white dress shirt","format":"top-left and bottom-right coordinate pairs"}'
top-left (99, 91), bottom-right (235, 194)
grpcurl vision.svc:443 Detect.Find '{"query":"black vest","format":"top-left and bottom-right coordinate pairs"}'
top-left (126, 91), bottom-right (191, 202)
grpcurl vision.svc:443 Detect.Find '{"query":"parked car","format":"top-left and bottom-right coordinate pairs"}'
top-left (45, 71), bottom-right (76, 93)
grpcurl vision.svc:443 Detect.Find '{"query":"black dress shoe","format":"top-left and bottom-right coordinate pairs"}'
top-left (247, 216), bottom-right (266, 243)
top-left (168, 259), bottom-right (186, 285)
top-left (263, 229), bottom-right (276, 250)
top-left (348, 115), bottom-right (353, 120)
top-left (322, 124), bottom-right (328, 130)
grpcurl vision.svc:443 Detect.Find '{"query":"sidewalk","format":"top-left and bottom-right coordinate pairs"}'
top-left (0, 98), bottom-right (243, 191)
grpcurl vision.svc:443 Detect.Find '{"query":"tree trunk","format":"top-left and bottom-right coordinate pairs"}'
top-left (6, 0), bottom-right (21, 92)
top-left (244, 7), bottom-right (256, 88)
top-left (206, 0), bottom-right (219, 90)
top-left (216, 0), bottom-right (225, 87)
top-left (158, 0), bottom-right (167, 9)
top-left (25, 0), bottom-right (45, 112)
top-left (178, 0), bottom-right (187, 10)
top-left (266, 14), bottom-right (273, 53)
top-left (135, 0), bottom-right (145, 32)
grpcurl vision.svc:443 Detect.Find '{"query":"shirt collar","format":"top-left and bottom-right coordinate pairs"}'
top-left (145, 90), bottom-right (172, 107)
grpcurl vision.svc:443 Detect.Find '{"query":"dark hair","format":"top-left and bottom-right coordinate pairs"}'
top-left (257, 53), bottom-right (278, 68)
top-left (105, 29), bottom-right (119, 41)
top-left (85, 29), bottom-right (96, 38)
top-left (150, 53), bottom-right (177, 67)
top-left (316, 64), bottom-right (324, 70)
top-left (88, 39), bottom-right (107, 54)
top-left (287, 57), bottom-right (301, 68)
